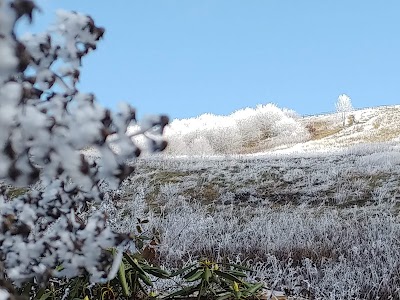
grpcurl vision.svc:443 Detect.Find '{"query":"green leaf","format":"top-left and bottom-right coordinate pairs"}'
top-left (123, 253), bottom-right (147, 275)
top-left (130, 273), bottom-right (139, 295)
top-left (142, 266), bottom-right (170, 279)
top-left (118, 259), bottom-right (130, 296)
top-left (186, 270), bottom-right (204, 282)
top-left (55, 265), bottom-right (64, 271)
top-left (36, 287), bottom-right (47, 299)
top-left (221, 263), bottom-right (253, 272)
top-left (246, 282), bottom-right (264, 294)
top-left (135, 239), bottom-right (144, 250)
top-left (39, 291), bottom-right (53, 300)
top-left (242, 281), bottom-right (252, 288)
top-left (138, 271), bottom-right (153, 286)
top-left (204, 267), bottom-right (212, 283)
top-left (170, 263), bottom-right (197, 277)
top-left (21, 281), bottom-right (33, 296)
top-left (215, 270), bottom-right (243, 283)
top-left (164, 285), bottom-right (199, 299)
top-left (68, 277), bottom-right (86, 299)
top-left (182, 267), bottom-right (200, 279)
top-left (198, 280), bottom-right (205, 297)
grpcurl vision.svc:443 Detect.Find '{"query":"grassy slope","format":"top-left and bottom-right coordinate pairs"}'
top-left (3, 105), bottom-right (398, 299)
top-left (118, 105), bottom-right (400, 209)
top-left (99, 106), bottom-right (400, 299)
top-left (292, 105), bottom-right (400, 152)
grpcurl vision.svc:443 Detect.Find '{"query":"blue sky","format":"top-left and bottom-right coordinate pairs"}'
top-left (19, 1), bottom-right (400, 119)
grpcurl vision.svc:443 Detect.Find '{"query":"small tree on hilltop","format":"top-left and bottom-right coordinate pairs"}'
top-left (335, 94), bottom-right (353, 127)
top-left (0, 0), bottom-right (168, 295)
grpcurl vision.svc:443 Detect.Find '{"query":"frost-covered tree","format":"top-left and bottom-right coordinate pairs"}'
top-left (335, 94), bottom-right (353, 127)
top-left (164, 103), bottom-right (309, 155)
top-left (0, 0), bottom-right (168, 291)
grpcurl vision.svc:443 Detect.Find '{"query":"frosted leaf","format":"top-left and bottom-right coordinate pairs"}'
top-left (0, 288), bottom-right (11, 300)
top-left (107, 248), bottom-right (123, 281)
top-left (0, 0), bottom-right (167, 285)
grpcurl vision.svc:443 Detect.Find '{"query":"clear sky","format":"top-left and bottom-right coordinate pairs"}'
top-left (18, 1), bottom-right (400, 119)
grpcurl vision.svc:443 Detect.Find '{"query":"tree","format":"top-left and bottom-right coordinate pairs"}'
top-left (0, 0), bottom-right (168, 293)
top-left (335, 94), bottom-right (353, 127)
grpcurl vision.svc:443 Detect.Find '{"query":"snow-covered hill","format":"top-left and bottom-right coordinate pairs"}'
top-left (276, 105), bottom-right (400, 154)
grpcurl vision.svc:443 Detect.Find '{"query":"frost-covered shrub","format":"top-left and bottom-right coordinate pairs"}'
top-left (0, 0), bottom-right (167, 286)
top-left (251, 104), bottom-right (309, 145)
top-left (231, 107), bottom-right (264, 142)
top-left (165, 113), bottom-right (241, 155)
top-left (164, 103), bottom-right (309, 156)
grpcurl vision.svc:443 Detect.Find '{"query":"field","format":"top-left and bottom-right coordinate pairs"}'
top-left (21, 104), bottom-right (399, 299)
top-left (90, 105), bottom-right (400, 299)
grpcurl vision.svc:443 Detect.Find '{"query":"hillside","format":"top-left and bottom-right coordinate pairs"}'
top-left (159, 104), bottom-right (400, 156)
top-left (279, 105), bottom-right (400, 153)
top-left (12, 104), bottom-right (400, 299)
top-left (91, 105), bottom-right (400, 299)
top-left (82, 104), bottom-right (400, 158)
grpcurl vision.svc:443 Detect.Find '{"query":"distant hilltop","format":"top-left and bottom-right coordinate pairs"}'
top-left (83, 104), bottom-right (400, 158)
top-left (159, 104), bottom-right (400, 156)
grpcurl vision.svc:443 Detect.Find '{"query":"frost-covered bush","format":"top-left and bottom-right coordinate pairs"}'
top-left (164, 113), bottom-right (241, 155)
top-left (164, 103), bottom-right (309, 155)
top-left (243, 104), bottom-right (309, 146)
top-left (0, 0), bottom-right (167, 286)
top-left (231, 107), bottom-right (264, 142)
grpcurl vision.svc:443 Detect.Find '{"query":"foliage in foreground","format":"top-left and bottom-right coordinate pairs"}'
top-left (16, 252), bottom-right (264, 299)
top-left (0, 0), bottom-right (171, 298)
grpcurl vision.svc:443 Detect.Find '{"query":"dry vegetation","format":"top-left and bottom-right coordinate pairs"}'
top-left (96, 138), bottom-right (400, 299)
top-left (80, 105), bottom-right (400, 299)
top-left (304, 121), bottom-right (343, 140)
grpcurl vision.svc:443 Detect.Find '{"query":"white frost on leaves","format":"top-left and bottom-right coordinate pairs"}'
top-left (0, 289), bottom-right (10, 300)
top-left (107, 248), bottom-right (123, 281)
top-left (162, 103), bottom-right (310, 155)
top-left (0, 0), bottom-right (167, 286)
top-left (0, 42), bottom-right (18, 79)
top-left (107, 145), bottom-right (400, 298)
top-left (0, 0), bottom-right (18, 80)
